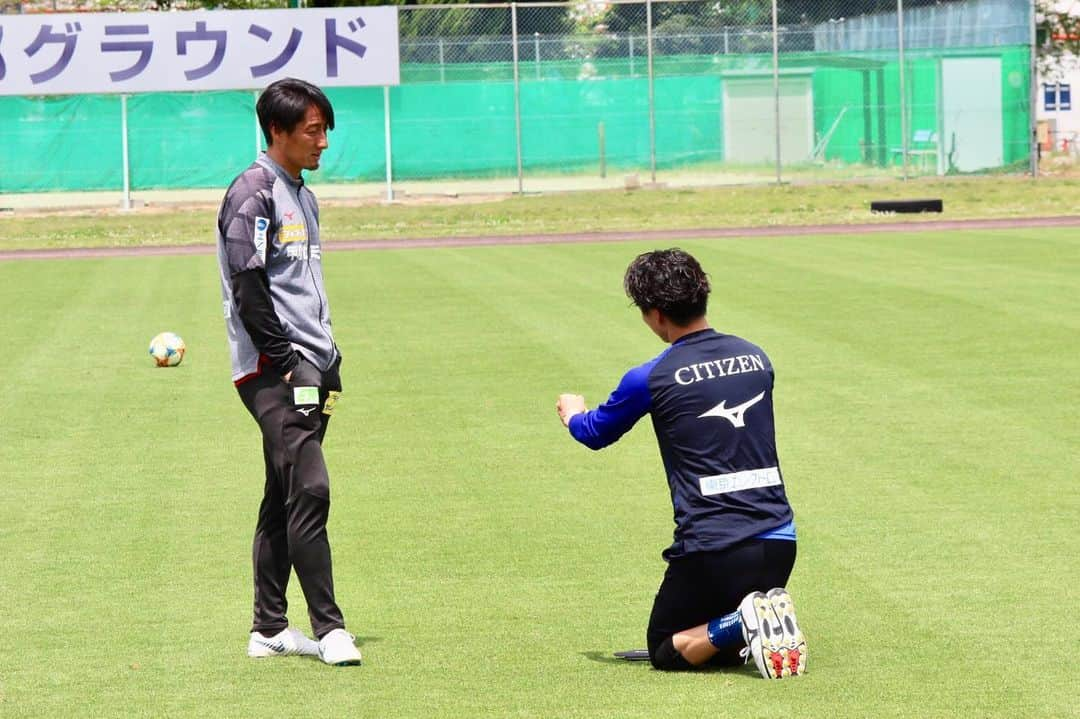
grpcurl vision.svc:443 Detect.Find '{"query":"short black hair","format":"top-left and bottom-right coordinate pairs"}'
top-left (256, 77), bottom-right (335, 146)
top-left (623, 248), bottom-right (710, 325)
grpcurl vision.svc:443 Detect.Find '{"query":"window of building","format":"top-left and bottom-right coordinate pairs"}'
top-left (1045, 83), bottom-right (1072, 111)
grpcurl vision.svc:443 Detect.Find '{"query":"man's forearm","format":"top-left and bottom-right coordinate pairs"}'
top-left (231, 268), bottom-right (299, 377)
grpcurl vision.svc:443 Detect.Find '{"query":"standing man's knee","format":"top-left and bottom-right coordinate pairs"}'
top-left (287, 488), bottom-right (331, 542)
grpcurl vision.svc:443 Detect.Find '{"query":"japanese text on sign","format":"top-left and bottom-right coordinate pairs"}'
top-left (0, 7), bottom-right (399, 96)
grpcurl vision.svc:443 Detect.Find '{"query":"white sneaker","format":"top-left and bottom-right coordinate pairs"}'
top-left (318, 628), bottom-right (362, 666)
top-left (247, 627), bottom-right (320, 658)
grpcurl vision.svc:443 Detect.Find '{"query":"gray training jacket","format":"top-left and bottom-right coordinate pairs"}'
top-left (216, 153), bottom-right (337, 382)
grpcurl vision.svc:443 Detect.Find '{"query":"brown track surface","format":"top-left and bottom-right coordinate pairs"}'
top-left (3, 214), bottom-right (1079, 261)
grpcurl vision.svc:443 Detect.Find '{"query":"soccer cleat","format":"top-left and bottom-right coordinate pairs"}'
top-left (738, 591), bottom-right (787, 679)
top-left (318, 628), bottom-right (362, 666)
top-left (767, 587), bottom-right (807, 677)
top-left (247, 627), bottom-right (320, 658)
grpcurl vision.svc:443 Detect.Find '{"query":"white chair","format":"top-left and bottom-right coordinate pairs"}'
top-left (890, 130), bottom-right (938, 172)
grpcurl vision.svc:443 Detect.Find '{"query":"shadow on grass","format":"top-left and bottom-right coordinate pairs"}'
top-left (581, 650), bottom-right (755, 676)
top-left (581, 650), bottom-right (648, 666)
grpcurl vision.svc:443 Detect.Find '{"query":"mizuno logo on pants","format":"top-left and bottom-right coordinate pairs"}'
top-left (698, 391), bottom-right (766, 428)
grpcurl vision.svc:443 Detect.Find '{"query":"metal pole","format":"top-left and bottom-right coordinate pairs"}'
top-left (898, 0), bottom-right (909, 179)
top-left (629, 34), bottom-right (635, 76)
top-left (646, 0), bottom-right (656, 183)
top-left (1030, 0), bottom-right (1039, 176)
top-left (512, 3), bottom-right (524, 194)
top-left (772, 0), bottom-right (781, 184)
top-left (120, 94), bottom-right (131, 210)
top-left (438, 38), bottom-right (445, 84)
top-left (598, 121), bottom-right (606, 178)
top-left (1055, 85), bottom-right (1062, 152)
top-left (534, 32), bottom-right (541, 80)
top-left (254, 90), bottom-right (261, 159)
top-left (383, 86), bottom-right (394, 201)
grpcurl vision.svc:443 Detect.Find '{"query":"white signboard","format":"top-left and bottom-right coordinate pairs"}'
top-left (0, 7), bottom-right (399, 96)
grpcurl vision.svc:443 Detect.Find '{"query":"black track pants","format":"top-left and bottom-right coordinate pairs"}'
top-left (237, 357), bottom-right (345, 640)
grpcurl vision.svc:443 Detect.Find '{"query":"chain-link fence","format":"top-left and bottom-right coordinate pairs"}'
top-left (0, 0), bottom-right (1035, 199)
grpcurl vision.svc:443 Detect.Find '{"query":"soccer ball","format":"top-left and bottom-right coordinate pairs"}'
top-left (149, 332), bottom-right (186, 367)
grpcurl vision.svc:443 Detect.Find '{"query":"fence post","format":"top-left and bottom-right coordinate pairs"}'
top-left (253, 90), bottom-right (261, 159)
top-left (1030, 1), bottom-right (1039, 177)
top-left (512, 3), bottom-right (524, 194)
top-left (438, 38), bottom-right (445, 84)
top-left (534, 32), bottom-right (541, 80)
top-left (383, 86), bottom-right (394, 202)
top-left (772, 0), bottom-right (781, 184)
top-left (120, 94), bottom-right (131, 211)
top-left (629, 33), bottom-right (635, 76)
top-left (646, 0), bottom-right (656, 183)
top-left (898, 0), bottom-right (910, 179)
top-left (598, 121), bottom-right (606, 178)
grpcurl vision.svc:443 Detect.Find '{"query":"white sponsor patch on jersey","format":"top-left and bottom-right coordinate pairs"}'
top-left (254, 216), bottom-right (269, 262)
top-left (699, 466), bottom-right (781, 496)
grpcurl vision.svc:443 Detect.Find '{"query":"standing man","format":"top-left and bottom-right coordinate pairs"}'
top-left (216, 77), bottom-right (361, 666)
top-left (556, 248), bottom-right (806, 679)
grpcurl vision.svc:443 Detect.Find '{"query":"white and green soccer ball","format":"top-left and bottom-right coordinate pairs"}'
top-left (149, 332), bottom-right (186, 367)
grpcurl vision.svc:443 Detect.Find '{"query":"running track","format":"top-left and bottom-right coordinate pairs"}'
top-left (2, 215), bottom-right (1078, 261)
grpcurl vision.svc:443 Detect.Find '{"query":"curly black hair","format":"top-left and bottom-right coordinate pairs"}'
top-left (623, 248), bottom-right (710, 325)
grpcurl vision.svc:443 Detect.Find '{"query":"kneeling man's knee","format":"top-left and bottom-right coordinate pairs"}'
top-left (650, 636), bottom-right (694, 671)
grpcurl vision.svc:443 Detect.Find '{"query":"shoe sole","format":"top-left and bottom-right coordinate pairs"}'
top-left (766, 587), bottom-right (807, 677)
top-left (739, 591), bottom-right (787, 679)
top-left (249, 648), bottom-right (320, 658)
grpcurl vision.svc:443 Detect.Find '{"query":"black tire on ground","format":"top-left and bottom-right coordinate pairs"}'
top-left (870, 199), bottom-right (944, 213)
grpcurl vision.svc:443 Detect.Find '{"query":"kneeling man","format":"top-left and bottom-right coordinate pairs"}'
top-left (556, 248), bottom-right (806, 678)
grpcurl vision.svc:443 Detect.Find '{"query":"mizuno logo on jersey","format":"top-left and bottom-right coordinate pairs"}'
top-left (698, 391), bottom-right (766, 428)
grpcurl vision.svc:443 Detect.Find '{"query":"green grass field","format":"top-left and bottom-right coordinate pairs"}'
top-left (0, 227), bottom-right (1077, 718)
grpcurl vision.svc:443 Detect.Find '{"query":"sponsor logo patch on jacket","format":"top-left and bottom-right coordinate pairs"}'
top-left (280, 223), bottom-right (307, 244)
top-left (254, 217), bottom-right (269, 262)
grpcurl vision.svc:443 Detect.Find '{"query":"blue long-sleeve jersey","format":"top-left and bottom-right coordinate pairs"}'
top-left (569, 328), bottom-right (795, 560)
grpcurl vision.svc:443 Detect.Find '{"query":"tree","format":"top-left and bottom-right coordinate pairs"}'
top-left (1036, 0), bottom-right (1080, 79)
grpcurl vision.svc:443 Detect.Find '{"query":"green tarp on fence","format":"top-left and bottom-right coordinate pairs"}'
top-left (0, 45), bottom-right (1031, 193)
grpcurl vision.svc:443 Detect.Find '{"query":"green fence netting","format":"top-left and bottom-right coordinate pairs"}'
top-left (0, 45), bottom-right (1031, 194)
